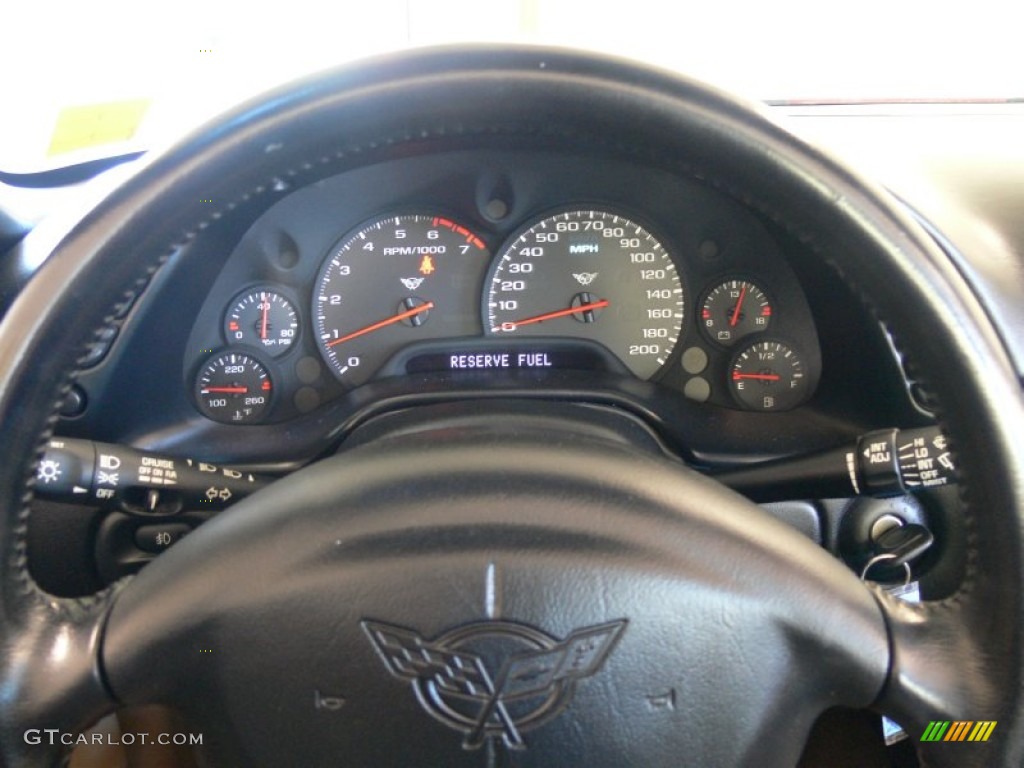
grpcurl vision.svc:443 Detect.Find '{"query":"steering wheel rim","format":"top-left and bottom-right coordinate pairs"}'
top-left (1, 46), bottom-right (1021, 767)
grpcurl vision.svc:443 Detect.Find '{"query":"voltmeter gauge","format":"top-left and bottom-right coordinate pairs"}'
top-left (701, 279), bottom-right (772, 347)
top-left (194, 352), bottom-right (273, 424)
top-left (224, 288), bottom-right (298, 357)
top-left (729, 340), bottom-right (808, 411)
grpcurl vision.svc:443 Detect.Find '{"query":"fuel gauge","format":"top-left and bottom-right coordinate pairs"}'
top-left (729, 340), bottom-right (808, 411)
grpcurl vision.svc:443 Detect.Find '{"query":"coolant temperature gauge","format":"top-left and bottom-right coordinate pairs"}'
top-left (729, 340), bottom-right (808, 411)
top-left (195, 352), bottom-right (273, 424)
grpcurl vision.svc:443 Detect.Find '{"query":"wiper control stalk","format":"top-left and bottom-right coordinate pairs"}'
top-left (713, 426), bottom-right (956, 501)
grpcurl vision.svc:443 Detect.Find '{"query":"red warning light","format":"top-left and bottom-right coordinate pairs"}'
top-left (761, 306), bottom-right (773, 317)
top-left (228, 321), bottom-right (240, 331)
top-left (419, 255), bottom-right (436, 276)
top-left (261, 380), bottom-right (272, 391)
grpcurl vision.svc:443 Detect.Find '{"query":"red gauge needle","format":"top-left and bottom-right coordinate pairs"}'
top-left (202, 386), bottom-right (249, 393)
top-left (260, 293), bottom-right (270, 340)
top-left (496, 299), bottom-right (610, 331)
top-left (732, 373), bottom-right (780, 381)
top-left (729, 284), bottom-right (747, 327)
top-left (326, 301), bottom-right (435, 347)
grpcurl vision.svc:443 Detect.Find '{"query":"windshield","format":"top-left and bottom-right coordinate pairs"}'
top-left (2, 0), bottom-right (1021, 172)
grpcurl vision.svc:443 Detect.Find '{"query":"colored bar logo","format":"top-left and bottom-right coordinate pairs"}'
top-left (921, 721), bottom-right (996, 742)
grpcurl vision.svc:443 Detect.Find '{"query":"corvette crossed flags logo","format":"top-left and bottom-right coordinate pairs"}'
top-left (363, 618), bottom-right (627, 750)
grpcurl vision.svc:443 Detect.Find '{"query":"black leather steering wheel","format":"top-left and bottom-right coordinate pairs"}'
top-left (1, 47), bottom-right (1021, 767)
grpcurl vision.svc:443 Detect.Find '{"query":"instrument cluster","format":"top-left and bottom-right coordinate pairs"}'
top-left (184, 151), bottom-right (821, 425)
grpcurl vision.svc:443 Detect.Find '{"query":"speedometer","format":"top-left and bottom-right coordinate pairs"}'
top-left (484, 210), bottom-right (684, 379)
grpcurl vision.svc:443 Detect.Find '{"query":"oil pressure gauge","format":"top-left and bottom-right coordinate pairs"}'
top-left (224, 288), bottom-right (298, 357)
top-left (729, 340), bottom-right (808, 411)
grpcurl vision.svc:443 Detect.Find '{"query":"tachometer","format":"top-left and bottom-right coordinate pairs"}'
top-left (313, 214), bottom-right (490, 386)
top-left (484, 210), bottom-right (683, 379)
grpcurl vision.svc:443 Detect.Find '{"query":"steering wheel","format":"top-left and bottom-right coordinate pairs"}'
top-left (1, 47), bottom-right (1021, 768)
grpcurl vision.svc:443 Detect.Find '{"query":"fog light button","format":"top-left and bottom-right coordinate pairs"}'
top-left (134, 523), bottom-right (191, 553)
